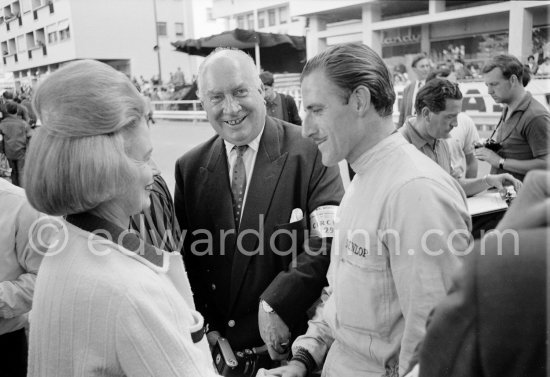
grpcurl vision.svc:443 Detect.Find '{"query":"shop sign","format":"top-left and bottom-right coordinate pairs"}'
top-left (383, 27), bottom-right (421, 46)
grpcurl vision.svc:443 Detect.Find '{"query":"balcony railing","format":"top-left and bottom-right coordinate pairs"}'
top-left (32, 2), bottom-right (54, 20)
top-left (4, 15), bottom-right (22, 30)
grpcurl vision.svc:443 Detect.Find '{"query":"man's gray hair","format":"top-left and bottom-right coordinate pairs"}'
top-left (196, 47), bottom-right (261, 99)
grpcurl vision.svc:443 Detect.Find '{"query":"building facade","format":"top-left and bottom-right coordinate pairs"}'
top-left (294, 0), bottom-right (549, 72)
top-left (212, 0), bottom-right (305, 36)
top-left (0, 0), bottom-right (220, 89)
top-left (210, 1), bottom-right (549, 72)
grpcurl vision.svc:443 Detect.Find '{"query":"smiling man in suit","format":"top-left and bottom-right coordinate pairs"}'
top-left (174, 48), bottom-right (344, 373)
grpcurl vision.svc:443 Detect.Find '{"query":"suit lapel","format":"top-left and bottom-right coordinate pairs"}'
top-left (202, 137), bottom-right (237, 254)
top-left (228, 118), bottom-right (288, 311)
top-left (406, 81), bottom-right (416, 115)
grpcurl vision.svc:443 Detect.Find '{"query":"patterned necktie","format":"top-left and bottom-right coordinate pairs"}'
top-left (231, 145), bottom-right (248, 230)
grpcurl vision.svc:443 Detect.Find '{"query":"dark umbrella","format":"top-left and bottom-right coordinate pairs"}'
top-left (172, 28), bottom-right (306, 73)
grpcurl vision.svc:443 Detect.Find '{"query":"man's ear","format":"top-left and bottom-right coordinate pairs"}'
top-left (509, 74), bottom-right (520, 87)
top-left (421, 107), bottom-right (431, 121)
top-left (352, 86), bottom-right (371, 116)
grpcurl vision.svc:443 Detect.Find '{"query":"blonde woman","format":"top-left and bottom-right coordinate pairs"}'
top-left (24, 60), bottom-right (219, 377)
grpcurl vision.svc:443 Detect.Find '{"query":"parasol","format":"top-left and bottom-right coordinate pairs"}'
top-left (172, 28), bottom-right (306, 73)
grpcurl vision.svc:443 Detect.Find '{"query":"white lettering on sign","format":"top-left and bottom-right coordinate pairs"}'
top-left (382, 34), bottom-right (421, 46)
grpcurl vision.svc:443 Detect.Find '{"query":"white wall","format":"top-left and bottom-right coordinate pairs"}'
top-left (291, 0), bottom-right (370, 17)
top-left (212, 0), bottom-right (287, 18)
top-left (211, 0), bottom-right (305, 36)
top-left (181, 0), bottom-right (226, 81)
top-left (430, 12), bottom-right (509, 40)
top-left (69, 0), bottom-right (197, 84)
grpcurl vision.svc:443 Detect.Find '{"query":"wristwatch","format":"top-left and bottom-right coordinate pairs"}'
top-left (498, 158), bottom-right (505, 170)
top-left (261, 300), bottom-right (274, 313)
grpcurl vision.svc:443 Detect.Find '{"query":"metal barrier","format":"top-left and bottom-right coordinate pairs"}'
top-left (151, 100), bottom-right (206, 124)
top-left (151, 99), bottom-right (501, 129)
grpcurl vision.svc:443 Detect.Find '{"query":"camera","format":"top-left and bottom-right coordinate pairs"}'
top-left (212, 337), bottom-right (270, 377)
top-left (212, 337), bottom-right (239, 376)
top-left (501, 186), bottom-right (517, 205)
top-left (474, 139), bottom-right (503, 153)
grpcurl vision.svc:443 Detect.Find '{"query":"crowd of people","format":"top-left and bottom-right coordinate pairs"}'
top-left (0, 43), bottom-right (548, 377)
top-left (392, 51), bottom-right (550, 86)
top-left (0, 89), bottom-right (37, 187)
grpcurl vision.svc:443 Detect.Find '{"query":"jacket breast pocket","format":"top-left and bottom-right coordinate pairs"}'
top-left (334, 253), bottom-right (391, 336)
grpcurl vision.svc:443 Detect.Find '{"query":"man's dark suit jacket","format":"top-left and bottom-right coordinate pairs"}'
top-left (279, 93), bottom-right (302, 126)
top-left (419, 227), bottom-right (547, 377)
top-left (398, 80), bottom-right (417, 128)
top-left (174, 116), bottom-right (344, 350)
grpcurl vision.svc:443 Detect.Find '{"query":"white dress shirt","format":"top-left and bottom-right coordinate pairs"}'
top-left (224, 125), bottom-right (265, 220)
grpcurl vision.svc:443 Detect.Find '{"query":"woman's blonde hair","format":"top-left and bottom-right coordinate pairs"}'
top-left (24, 59), bottom-right (146, 216)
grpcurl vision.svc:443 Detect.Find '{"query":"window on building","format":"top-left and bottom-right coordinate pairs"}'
top-left (17, 35), bottom-right (25, 52)
top-left (11, 1), bottom-right (21, 17)
top-left (4, 5), bottom-right (14, 19)
top-left (35, 27), bottom-right (45, 46)
top-left (25, 32), bottom-right (35, 48)
top-left (1, 41), bottom-right (8, 56)
top-left (8, 38), bottom-right (16, 54)
top-left (46, 23), bottom-right (57, 44)
top-left (20, 0), bottom-right (31, 13)
top-left (31, 0), bottom-right (45, 9)
top-left (258, 11), bottom-right (265, 28)
top-left (157, 22), bottom-right (167, 36)
top-left (279, 6), bottom-right (288, 24)
top-left (533, 25), bottom-right (550, 64)
top-left (0, 41), bottom-right (10, 56)
top-left (246, 13), bottom-right (254, 29)
top-left (430, 32), bottom-right (508, 65)
top-left (47, 32), bottom-right (57, 43)
top-left (380, 1), bottom-right (428, 21)
top-left (237, 15), bottom-right (245, 29)
top-left (175, 22), bottom-right (184, 37)
top-left (268, 9), bottom-right (275, 26)
top-left (58, 19), bottom-right (69, 41)
top-left (445, 0), bottom-right (503, 11)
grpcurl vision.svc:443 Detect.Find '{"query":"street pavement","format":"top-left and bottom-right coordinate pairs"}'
top-left (150, 119), bottom-right (215, 195)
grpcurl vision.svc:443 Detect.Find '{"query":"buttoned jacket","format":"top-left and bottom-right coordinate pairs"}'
top-left (174, 116), bottom-right (344, 350)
